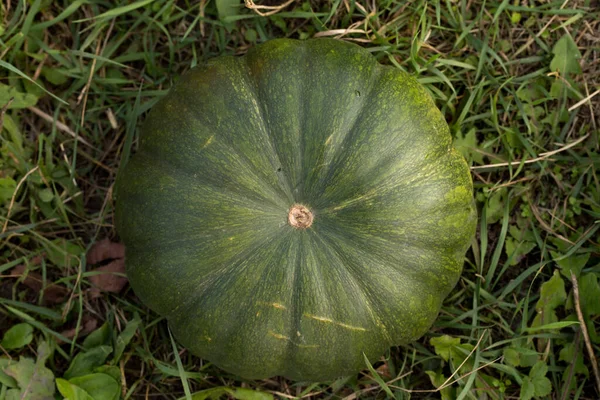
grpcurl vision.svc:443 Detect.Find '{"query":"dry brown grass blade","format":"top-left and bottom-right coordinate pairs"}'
top-left (568, 89), bottom-right (600, 111)
top-left (244, 0), bottom-right (295, 16)
top-left (570, 272), bottom-right (600, 396)
top-left (313, 29), bottom-right (369, 38)
top-left (471, 133), bottom-right (590, 171)
top-left (27, 106), bottom-right (94, 148)
top-left (513, 0), bottom-right (571, 57)
top-left (529, 201), bottom-right (575, 245)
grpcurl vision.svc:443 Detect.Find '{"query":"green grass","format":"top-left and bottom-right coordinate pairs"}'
top-left (1, 0), bottom-right (599, 398)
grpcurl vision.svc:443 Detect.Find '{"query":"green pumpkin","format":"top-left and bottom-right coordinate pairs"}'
top-left (115, 38), bottom-right (477, 381)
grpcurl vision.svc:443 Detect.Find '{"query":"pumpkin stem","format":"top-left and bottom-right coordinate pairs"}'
top-left (288, 205), bottom-right (313, 229)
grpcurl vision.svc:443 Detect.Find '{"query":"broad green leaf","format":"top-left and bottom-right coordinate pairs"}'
top-left (502, 347), bottom-right (520, 367)
top-left (485, 188), bottom-right (507, 224)
top-left (559, 342), bottom-right (588, 377)
top-left (550, 34), bottom-right (582, 75)
top-left (56, 378), bottom-right (94, 400)
top-left (42, 67), bottom-right (69, 85)
top-left (3, 350), bottom-right (55, 400)
top-left (45, 238), bottom-right (84, 268)
top-left (244, 28), bottom-right (258, 43)
top-left (505, 237), bottom-right (536, 266)
top-left (532, 271), bottom-right (567, 332)
top-left (83, 322), bottom-right (111, 350)
top-left (448, 343), bottom-right (474, 368)
top-left (23, 78), bottom-right (46, 99)
top-left (36, 341), bottom-right (52, 365)
top-left (506, 128), bottom-right (523, 149)
top-left (520, 376), bottom-right (535, 400)
top-left (1, 323), bottom-right (34, 350)
top-left (579, 272), bottom-right (600, 316)
top-left (0, 359), bottom-right (18, 387)
top-left (232, 388), bottom-right (274, 400)
top-left (529, 361), bottom-right (552, 397)
top-left (0, 83), bottom-right (38, 109)
top-left (529, 361), bottom-right (547, 379)
top-left (0, 177), bottom-right (17, 203)
top-left (453, 128), bottom-right (484, 164)
top-left (64, 346), bottom-right (113, 379)
top-left (93, 365), bottom-right (121, 382)
top-left (2, 114), bottom-right (25, 152)
top-left (430, 335), bottom-right (461, 362)
top-left (553, 252), bottom-right (589, 279)
top-left (425, 370), bottom-right (455, 400)
top-left (217, 0), bottom-right (241, 20)
top-left (6, 389), bottom-right (22, 400)
top-left (509, 225), bottom-right (536, 242)
top-left (549, 79), bottom-right (567, 99)
top-left (503, 346), bottom-right (539, 368)
top-left (38, 188), bottom-right (54, 203)
top-left (535, 270), bottom-right (567, 312)
top-left (112, 312), bottom-right (141, 363)
top-left (531, 311), bottom-right (559, 333)
top-left (69, 373), bottom-right (120, 400)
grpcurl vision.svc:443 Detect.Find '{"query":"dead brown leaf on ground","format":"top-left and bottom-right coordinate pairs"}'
top-left (10, 261), bottom-right (68, 304)
top-left (87, 239), bottom-right (127, 298)
top-left (59, 315), bottom-right (98, 343)
top-left (375, 361), bottom-right (391, 379)
top-left (87, 239), bottom-right (125, 265)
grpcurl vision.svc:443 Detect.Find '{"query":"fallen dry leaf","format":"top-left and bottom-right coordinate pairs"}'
top-left (86, 239), bottom-right (127, 298)
top-left (11, 263), bottom-right (68, 304)
top-left (375, 362), bottom-right (391, 379)
top-left (59, 315), bottom-right (98, 342)
top-left (88, 259), bottom-right (127, 298)
top-left (87, 239), bottom-right (125, 265)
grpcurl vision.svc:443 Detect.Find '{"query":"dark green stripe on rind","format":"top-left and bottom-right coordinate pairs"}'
top-left (115, 38), bottom-right (477, 381)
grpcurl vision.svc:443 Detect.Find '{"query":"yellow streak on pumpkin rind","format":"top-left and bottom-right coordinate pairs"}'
top-left (202, 135), bottom-right (214, 148)
top-left (268, 331), bottom-right (319, 348)
top-left (257, 301), bottom-right (287, 310)
top-left (328, 189), bottom-right (378, 212)
top-left (268, 331), bottom-right (289, 340)
top-left (303, 313), bottom-right (367, 332)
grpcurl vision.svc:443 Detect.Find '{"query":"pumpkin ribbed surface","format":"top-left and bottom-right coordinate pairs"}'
top-left (115, 38), bottom-right (477, 381)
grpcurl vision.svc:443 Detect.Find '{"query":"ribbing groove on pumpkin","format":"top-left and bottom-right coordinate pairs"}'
top-left (242, 54), bottom-right (294, 203)
top-left (288, 204), bottom-right (313, 229)
top-left (268, 331), bottom-right (319, 348)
